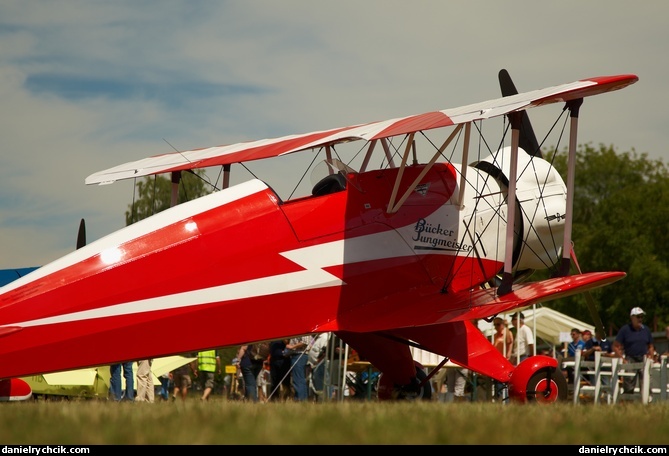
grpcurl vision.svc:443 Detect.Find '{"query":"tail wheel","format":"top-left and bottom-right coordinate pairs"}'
top-left (526, 368), bottom-right (568, 403)
top-left (378, 364), bottom-right (432, 401)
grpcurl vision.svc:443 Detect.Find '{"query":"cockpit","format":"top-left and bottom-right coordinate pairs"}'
top-left (309, 158), bottom-right (357, 197)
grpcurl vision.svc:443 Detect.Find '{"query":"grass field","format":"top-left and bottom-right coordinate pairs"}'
top-left (2, 399), bottom-right (669, 445)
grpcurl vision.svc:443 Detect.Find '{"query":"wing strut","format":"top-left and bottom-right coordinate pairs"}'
top-left (170, 171), bottom-right (181, 207)
top-left (557, 98), bottom-right (583, 277)
top-left (222, 164), bottom-right (231, 189)
top-left (387, 133), bottom-right (415, 212)
top-left (555, 99), bottom-right (607, 338)
top-left (455, 122), bottom-right (471, 208)
top-left (380, 138), bottom-right (396, 168)
top-left (359, 140), bottom-right (377, 173)
top-left (499, 98), bottom-right (584, 295)
top-left (498, 112), bottom-right (521, 295)
top-left (325, 145), bottom-right (334, 166)
top-left (387, 124), bottom-right (464, 214)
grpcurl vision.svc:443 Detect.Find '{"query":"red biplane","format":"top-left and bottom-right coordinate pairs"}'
top-left (0, 70), bottom-right (637, 402)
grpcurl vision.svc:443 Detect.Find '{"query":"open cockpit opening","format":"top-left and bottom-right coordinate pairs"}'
top-left (311, 173), bottom-right (347, 196)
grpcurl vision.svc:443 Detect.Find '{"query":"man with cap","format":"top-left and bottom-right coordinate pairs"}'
top-left (581, 330), bottom-right (596, 361)
top-left (510, 312), bottom-right (534, 365)
top-left (613, 307), bottom-right (655, 394)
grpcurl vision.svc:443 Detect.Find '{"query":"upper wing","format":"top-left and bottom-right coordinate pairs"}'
top-left (85, 74), bottom-right (637, 185)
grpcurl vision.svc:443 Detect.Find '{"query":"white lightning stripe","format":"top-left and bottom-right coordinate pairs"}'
top-left (9, 268), bottom-right (342, 328)
top-left (281, 230), bottom-right (416, 266)
top-left (6, 227), bottom-right (418, 329)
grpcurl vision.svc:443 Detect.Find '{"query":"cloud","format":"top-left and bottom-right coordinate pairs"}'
top-left (0, 0), bottom-right (667, 268)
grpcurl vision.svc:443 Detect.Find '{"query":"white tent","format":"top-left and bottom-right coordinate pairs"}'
top-left (411, 347), bottom-right (451, 368)
top-left (509, 307), bottom-right (595, 347)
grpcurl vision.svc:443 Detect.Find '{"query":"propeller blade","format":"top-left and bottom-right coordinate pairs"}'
top-left (498, 69), bottom-right (542, 157)
top-left (76, 218), bottom-right (86, 250)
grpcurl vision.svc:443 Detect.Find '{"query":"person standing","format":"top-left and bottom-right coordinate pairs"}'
top-left (493, 317), bottom-right (514, 359)
top-left (172, 354), bottom-right (195, 401)
top-left (258, 359), bottom-right (273, 402)
top-left (510, 312), bottom-right (534, 365)
top-left (285, 335), bottom-right (312, 401)
top-left (135, 359), bottom-right (154, 402)
top-left (613, 307), bottom-right (655, 394)
top-left (307, 332), bottom-right (330, 401)
top-left (492, 317), bottom-right (513, 399)
top-left (194, 349), bottom-right (220, 401)
top-left (445, 366), bottom-right (469, 402)
top-left (109, 361), bottom-right (134, 402)
top-left (236, 344), bottom-right (263, 402)
top-left (158, 372), bottom-right (171, 401)
top-left (269, 339), bottom-right (290, 401)
top-left (328, 334), bottom-right (348, 400)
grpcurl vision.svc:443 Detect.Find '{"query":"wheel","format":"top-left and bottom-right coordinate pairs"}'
top-left (377, 364), bottom-right (432, 401)
top-left (525, 368), bottom-right (568, 403)
top-left (412, 366), bottom-right (432, 400)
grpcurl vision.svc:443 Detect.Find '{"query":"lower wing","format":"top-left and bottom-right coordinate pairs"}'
top-left (336, 271), bottom-right (625, 333)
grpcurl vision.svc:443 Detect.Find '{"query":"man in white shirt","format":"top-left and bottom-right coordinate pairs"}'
top-left (510, 312), bottom-right (535, 365)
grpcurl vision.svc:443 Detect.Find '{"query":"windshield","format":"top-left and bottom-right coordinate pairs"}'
top-left (309, 158), bottom-right (357, 189)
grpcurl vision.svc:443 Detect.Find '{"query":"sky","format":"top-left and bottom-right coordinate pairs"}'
top-left (1, 1), bottom-right (667, 269)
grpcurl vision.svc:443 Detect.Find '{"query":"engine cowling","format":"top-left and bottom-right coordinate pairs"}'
top-left (473, 146), bottom-right (567, 271)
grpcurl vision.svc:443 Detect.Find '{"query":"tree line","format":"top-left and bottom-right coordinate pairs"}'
top-left (547, 144), bottom-right (668, 334)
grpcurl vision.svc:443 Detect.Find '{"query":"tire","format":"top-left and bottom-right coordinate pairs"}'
top-left (412, 366), bottom-right (432, 401)
top-left (525, 368), bottom-right (568, 403)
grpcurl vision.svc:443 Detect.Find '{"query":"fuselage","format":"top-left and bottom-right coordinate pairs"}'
top-left (0, 148), bottom-right (566, 379)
